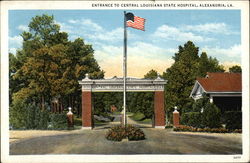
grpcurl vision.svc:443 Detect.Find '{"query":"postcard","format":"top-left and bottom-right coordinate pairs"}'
top-left (1, 0), bottom-right (249, 162)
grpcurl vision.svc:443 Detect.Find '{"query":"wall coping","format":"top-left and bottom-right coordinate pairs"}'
top-left (79, 75), bottom-right (167, 92)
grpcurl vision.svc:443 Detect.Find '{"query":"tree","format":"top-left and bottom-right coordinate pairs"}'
top-left (197, 52), bottom-right (224, 77)
top-left (163, 41), bottom-right (200, 117)
top-left (144, 69), bottom-right (158, 79)
top-left (163, 41), bottom-right (225, 120)
top-left (192, 95), bottom-right (209, 112)
top-left (229, 65), bottom-right (242, 73)
top-left (126, 69), bottom-right (157, 119)
top-left (202, 102), bottom-right (221, 128)
top-left (9, 14), bottom-right (104, 117)
top-left (173, 41), bottom-right (199, 62)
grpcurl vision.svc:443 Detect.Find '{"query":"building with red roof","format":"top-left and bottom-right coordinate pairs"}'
top-left (190, 72), bottom-right (242, 112)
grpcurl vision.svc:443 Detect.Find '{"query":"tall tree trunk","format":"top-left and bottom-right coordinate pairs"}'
top-left (60, 99), bottom-right (63, 113)
top-left (56, 102), bottom-right (59, 113)
top-left (68, 97), bottom-right (71, 109)
top-left (50, 102), bottom-right (53, 112)
top-left (41, 95), bottom-right (45, 110)
top-left (72, 96), bottom-right (74, 112)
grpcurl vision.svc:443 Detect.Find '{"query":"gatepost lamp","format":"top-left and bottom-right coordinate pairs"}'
top-left (67, 107), bottom-right (74, 129)
top-left (173, 106), bottom-right (180, 127)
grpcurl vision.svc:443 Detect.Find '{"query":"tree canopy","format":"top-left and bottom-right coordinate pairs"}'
top-left (10, 14), bottom-right (104, 116)
top-left (9, 15), bottom-right (228, 126)
top-left (163, 41), bottom-right (225, 119)
top-left (229, 65), bottom-right (242, 73)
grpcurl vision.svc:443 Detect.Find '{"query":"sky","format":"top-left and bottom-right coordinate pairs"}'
top-left (9, 10), bottom-right (241, 78)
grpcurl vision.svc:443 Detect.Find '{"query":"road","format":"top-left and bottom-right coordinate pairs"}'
top-left (10, 116), bottom-right (242, 155)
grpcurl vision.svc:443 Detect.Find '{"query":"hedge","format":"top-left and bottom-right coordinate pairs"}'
top-left (10, 101), bottom-right (50, 130)
top-left (50, 113), bottom-right (68, 129)
top-left (174, 125), bottom-right (242, 133)
top-left (224, 111), bottom-right (242, 130)
top-left (181, 102), bottom-right (221, 129)
top-left (181, 112), bottom-right (203, 128)
top-left (202, 103), bottom-right (221, 128)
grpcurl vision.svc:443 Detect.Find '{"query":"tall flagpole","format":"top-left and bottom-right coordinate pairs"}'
top-left (123, 11), bottom-right (127, 126)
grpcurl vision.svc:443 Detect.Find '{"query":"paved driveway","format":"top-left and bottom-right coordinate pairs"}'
top-left (10, 117), bottom-right (242, 155)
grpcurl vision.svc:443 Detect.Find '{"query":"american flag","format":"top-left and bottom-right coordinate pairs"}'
top-left (126, 16), bottom-right (145, 31)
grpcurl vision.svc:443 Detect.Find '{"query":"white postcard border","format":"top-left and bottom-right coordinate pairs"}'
top-left (1, 1), bottom-right (249, 162)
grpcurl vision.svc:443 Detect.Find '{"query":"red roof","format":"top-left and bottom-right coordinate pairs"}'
top-left (197, 72), bottom-right (242, 92)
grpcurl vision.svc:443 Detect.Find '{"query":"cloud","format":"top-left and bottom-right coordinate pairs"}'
top-left (59, 18), bottom-right (137, 43)
top-left (128, 42), bottom-right (177, 59)
top-left (68, 19), bottom-right (77, 24)
top-left (88, 27), bottom-right (123, 42)
top-left (81, 19), bottom-right (103, 31)
top-left (221, 61), bottom-right (241, 71)
top-left (68, 18), bottom-right (103, 31)
top-left (9, 35), bottom-right (23, 54)
top-left (94, 42), bottom-right (175, 78)
top-left (59, 18), bottom-right (125, 43)
top-left (17, 25), bottom-right (29, 31)
top-left (183, 23), bottom-right (238, 35)
top-left (201, 44), bottom-right (241, 58)
top-left (153, 25), bottom-right (213, 42)
top-left (9, 35), bottom-right (23, 46)
top-left (56, 21), bottom-right (74, 34)
top-left (9, 48), bottom-right (17, 54)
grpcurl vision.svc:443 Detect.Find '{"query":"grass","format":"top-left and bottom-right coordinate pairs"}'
top-left (140, 118), bottom-right (152, 124)
top-left (112, 111), bottom-right (122, 115)
top-left (130, 112), bottom-right (145, 121)
top-left (129, 112), bottom-right (153, 124)
top-left (94, 119), bottom-right (108, 124)
top-left (74, 116), bottom-right (107, 128)
top-left (74, 117), bottom-right (82, 126)
top-left (126, 112), bottom-right (133, 116)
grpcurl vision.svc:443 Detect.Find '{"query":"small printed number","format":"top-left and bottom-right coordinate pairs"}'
top-left (233, 156), bottom-right (241, 159)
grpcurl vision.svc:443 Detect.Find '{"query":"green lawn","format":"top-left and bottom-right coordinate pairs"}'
top-left (126, 112), bottom-right (133, 116)
top-left (112, 111), bottom-right (122, 115)
top-left (140, 118), bottom-right (152, 124)
top-left (130, 112), bottom-right (145, 121)
top-left (129, 112), bottom-right (152, 124)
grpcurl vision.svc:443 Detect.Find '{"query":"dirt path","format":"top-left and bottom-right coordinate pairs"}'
top-left (94, 114), bottom-right (151, 130)
top-left (126, 115), bottom-right (152, 128)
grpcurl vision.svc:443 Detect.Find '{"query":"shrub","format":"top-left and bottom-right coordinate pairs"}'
top-left (25, 103), bottom-right (50, 129)
top-left (173, 125), bottom-right (229, 133)
top-left (10, 100), bottom-right (27, 129)
top-left (106, 125), bottom-right (127, 141)
top-left (10, 100), bottom-right (50, 129)
top-left (106, 125), bottom-right (145, 141)
top-left (165, 125), bottom-right (173, 129)
top-left (233, 129), bottom-right (242, 133)
top-left (173, 125), bottom-right (193, 132)
top-left (74, 117), bottom-right (82, 126)
top-left (50, 113), bottom-right (68, 129)
top-left (126, 125), bottom-right (145, 141)
top-left (181, 112), bottom-right (203, 128)
top-left (202, 103), bottom-right (221, 128)
top-left (224, 111), bottom-right (242, 130)
top-left (180, 113), bottom-right (188, 125)
top-left (192, 94), bottom-right (209, 112)
top-left (38, 110), bottom-right (50, 129)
